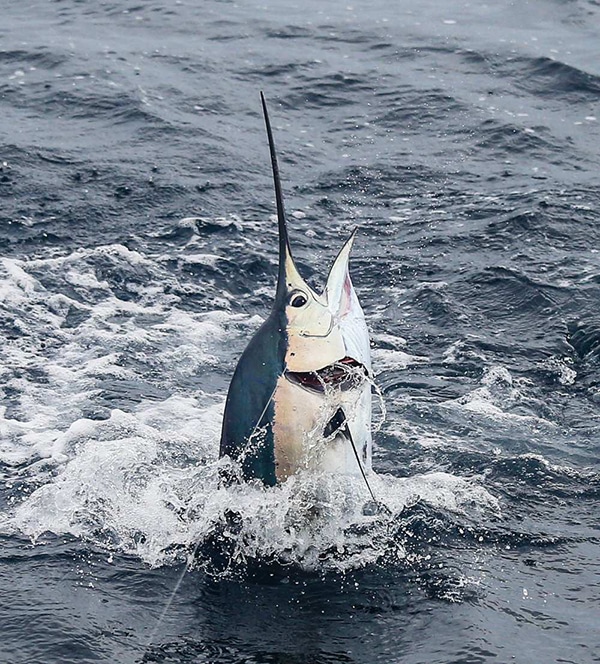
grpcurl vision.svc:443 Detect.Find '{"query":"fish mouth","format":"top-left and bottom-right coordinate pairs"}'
top-left (285, 356), bottom-right (368, 393)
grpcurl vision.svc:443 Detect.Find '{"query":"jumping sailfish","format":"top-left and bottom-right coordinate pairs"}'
top-left (219, 93), bottom-right (373, 489)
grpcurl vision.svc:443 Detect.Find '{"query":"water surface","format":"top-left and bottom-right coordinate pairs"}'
top-left (1, 0), bottom-right (600, 662)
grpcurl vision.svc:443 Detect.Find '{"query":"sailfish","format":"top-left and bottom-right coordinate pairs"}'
top-left (219, 93), bottom-right (372, 488)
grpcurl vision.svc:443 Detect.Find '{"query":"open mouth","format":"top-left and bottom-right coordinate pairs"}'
top-left (285, 356), bottom-right (368, 393)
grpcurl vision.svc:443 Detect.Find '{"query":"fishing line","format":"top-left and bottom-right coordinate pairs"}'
top-left (144, 408), bottom-right (271, 652)
top-left (143, 539), bottom-right (202, 656)
top-left (316, 362), bottom-right (380, 507)
top-left (245, 383), bottom-right (279, 451)
top-left (236, 382), bottom-right (279, 470)
top-left (344, 419), bottom-right (377, 504)
top-left (144, 382), bottom-right (280, 655)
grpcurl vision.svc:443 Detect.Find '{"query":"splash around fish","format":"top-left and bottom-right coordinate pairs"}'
top-left (2, 95), bottom-right (501, 583)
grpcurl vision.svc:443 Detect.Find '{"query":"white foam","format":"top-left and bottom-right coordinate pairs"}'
top-left (0, 242), bottom-right (500, 573)
top-left (7, 424), bottom-right (500, 572)
top-left (0, 245), bottom-right (233, 471)
top-left (372, 332), bottom-right (408, 348)
top-left (441, 365), bottom-right (555, 427)
top-left (372, 348), bottom-right (428, 372)
top-left (0, 257), bottom-right (37, 295)
top-left (442, 339), bottom-right (487, 365)
top-left (179, 253), bottom-right (225, 268)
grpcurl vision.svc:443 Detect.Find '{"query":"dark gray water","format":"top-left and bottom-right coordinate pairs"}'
top-left (1, 0), bottom-right (600, 662)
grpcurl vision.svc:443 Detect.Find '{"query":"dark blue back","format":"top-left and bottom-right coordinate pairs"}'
top-left (219, 311), bottom-right (287, 485)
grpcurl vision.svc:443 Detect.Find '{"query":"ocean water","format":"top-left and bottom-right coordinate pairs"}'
top-left (1, 0), bottom-right (600, 662)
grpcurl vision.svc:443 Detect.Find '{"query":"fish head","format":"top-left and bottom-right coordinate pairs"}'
top-left (278, 238), bottom-right (344, 374)
top-left (272, 227), bottom-right (372, 480)
top-left (277, 230), bottom-right (370, 388)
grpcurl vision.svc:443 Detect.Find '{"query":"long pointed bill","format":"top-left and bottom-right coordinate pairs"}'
top-left (260, 92), bottom-right (311, 302)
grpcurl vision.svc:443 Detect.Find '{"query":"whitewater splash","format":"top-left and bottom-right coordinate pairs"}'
top-left (1, 242), bottom-right (501, 575)
top-left (4, 387), bottom-right (500, 573)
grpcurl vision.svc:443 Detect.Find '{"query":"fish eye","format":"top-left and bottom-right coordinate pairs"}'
top-left (289, 291), bottom-right (308, 308)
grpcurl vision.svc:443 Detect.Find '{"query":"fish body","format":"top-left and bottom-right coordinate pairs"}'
top-left (219, 94), bottom-right (372, 486)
